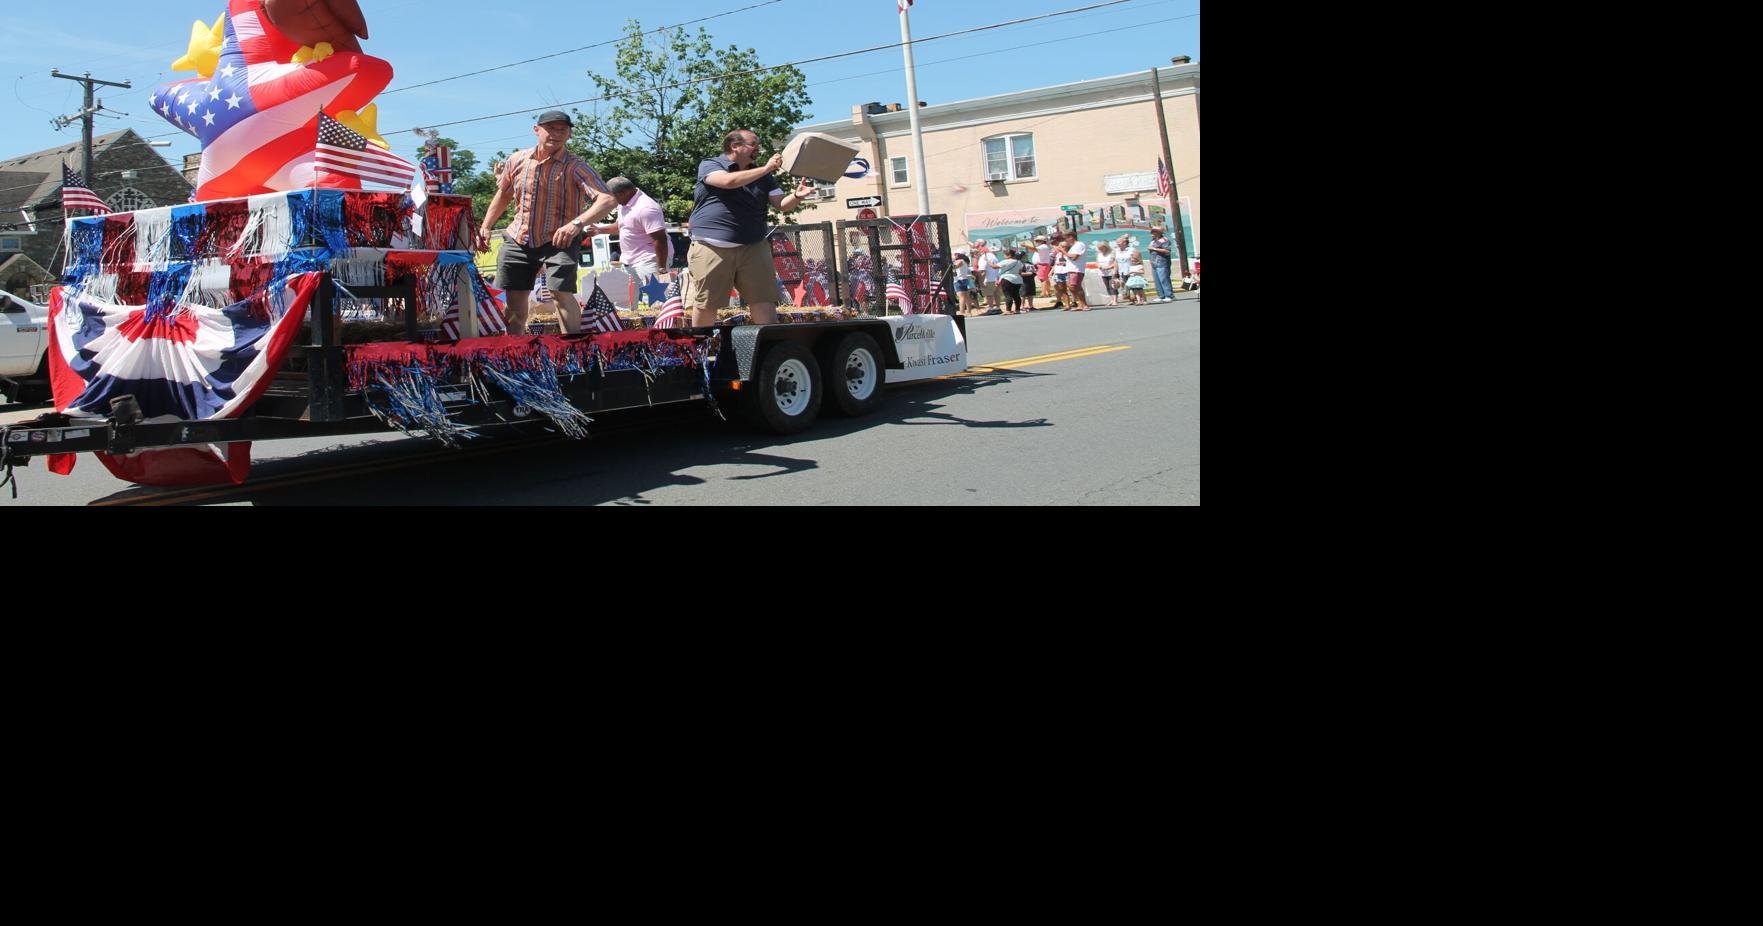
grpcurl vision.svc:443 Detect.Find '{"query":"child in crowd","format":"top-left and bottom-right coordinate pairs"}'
top-left (1123, 253), bottom-right (1148, 305)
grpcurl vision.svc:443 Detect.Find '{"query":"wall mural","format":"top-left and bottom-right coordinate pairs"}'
top-left (965, 197), bottom-right (1196, 257)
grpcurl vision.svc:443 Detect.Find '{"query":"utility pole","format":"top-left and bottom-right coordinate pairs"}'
top-left (51, 69), bottom-right (132, 186)
top-left (1148, 66), bottom-right (1191, 278)
top-left (898, 5), bottom-right (931, 216)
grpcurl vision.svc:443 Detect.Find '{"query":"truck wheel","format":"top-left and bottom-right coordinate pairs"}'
top-left (743, 340), bottom-right (822, 434)
top-left (11, 353), bottom-right (51, 405)
top-left (820, 331), bottom-right (885, 417)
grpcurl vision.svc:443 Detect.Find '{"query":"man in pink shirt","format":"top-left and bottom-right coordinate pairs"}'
top-left (593, 176), bottom-right (673, 284)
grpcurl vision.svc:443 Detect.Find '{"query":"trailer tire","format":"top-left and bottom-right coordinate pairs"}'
top-left (819, 331), bottom-right (885, 417)
top-left (743, 339), bottom-right (822, 434)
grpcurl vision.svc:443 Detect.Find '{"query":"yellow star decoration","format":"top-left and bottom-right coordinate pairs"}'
top-left (335, 104), bottom-right (390, 150)
top-left (290, 42), bottom-right (335, 65)
top-left (170, 14), bottom-right (226, 78)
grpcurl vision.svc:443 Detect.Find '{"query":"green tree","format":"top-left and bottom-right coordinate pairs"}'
top-left (570, 19), bottom-right (814, 224)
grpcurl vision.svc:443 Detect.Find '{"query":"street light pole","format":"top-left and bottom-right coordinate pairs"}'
top-left (1148, 66), bottom-right (1191, 278)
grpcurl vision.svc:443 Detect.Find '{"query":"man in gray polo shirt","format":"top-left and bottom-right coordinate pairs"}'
top-left (686, 129), bottom-right (817, 327)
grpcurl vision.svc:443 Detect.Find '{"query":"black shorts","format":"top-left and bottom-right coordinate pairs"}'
top-left (494, 236), bottom-right (582, 294)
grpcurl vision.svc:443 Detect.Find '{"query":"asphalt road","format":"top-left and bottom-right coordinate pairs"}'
top-left (1, 293), bottom-right (1199, 505)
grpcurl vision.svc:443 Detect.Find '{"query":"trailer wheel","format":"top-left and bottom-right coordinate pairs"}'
top-left (820, 331), bottom-right (885, 417)
top-left (743, 340), bottom-right (822, 434)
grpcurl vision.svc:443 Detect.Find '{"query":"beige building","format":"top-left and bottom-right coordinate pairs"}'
top-left (786, 61), bottom-right (1199, 263)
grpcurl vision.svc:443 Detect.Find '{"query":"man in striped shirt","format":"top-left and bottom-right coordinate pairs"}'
top-left (476, 110), bottom-right (618, 334)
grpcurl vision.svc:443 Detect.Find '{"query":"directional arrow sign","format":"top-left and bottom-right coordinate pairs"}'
top-left (846, 195), bottom-right (884, 208)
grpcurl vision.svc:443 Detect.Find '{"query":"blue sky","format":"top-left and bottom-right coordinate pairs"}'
top-left (2, 0), bottom-right (1199, 168)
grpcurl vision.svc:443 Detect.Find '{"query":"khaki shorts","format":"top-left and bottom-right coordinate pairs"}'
top-left (687, 240), bottom-right (779, 312)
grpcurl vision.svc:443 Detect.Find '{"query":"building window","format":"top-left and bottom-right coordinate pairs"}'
top-left (108, 187), bottom-right (157, 212)
top-left (807, 183), bottom-right (839, 202)
top-left (1, 237), bottom-right (20, 252)
top-left (889, 156), bottom-right (909, 187)
top-left (983, 133), bottom-right (1036, 181)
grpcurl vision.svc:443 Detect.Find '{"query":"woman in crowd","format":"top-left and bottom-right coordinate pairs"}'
top-left (1049, 236), bottom-right (1072, 309)
top-left (997, 247), bottom-right (1026, 314)
top-left (1094, 240), bottom-right (1119, 307)
top-left (953, 249), bottom-right (975, 315)
top-left (1060, 230), bottom-right (1090, 311)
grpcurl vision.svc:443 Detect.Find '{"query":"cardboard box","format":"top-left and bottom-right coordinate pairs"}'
top-left (781, 132), bottom-right (861, 183)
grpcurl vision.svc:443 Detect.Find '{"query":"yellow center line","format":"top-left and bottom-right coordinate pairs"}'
top-left (945, 344), bottom-right (1131, 378)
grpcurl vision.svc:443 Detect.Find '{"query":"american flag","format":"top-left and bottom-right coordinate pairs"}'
top-left (652, 275), bottom-right (686, 329)
top-left (581, 283), bottom-right (625, 334)
top-left (441, 285), bottom-right (510, 339)
top-left (1157, 157), bottom-right (1172, 198)
top-left (316, 111), bottom-right (417, 188)
top-left (149, 5), bottom-right (392, 199)
top-left (61, 165), bottom-right (110, 214)
top-left (885, 265), bottom-right (910, 305)
top-left (422, 146), bottom-right (453, 194)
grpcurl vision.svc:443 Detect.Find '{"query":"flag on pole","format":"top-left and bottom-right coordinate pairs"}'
top-left (441, 283), bottom-right (509, 339)
top-left (885, 265), bottom-right (911, 307)
top-left (421, 146), bottom-right (453, 194)
top-left (652, 276), bottom-right (686, 329)
top-left (898, 0), bottom-right (914, 11)
top-left (581, 284), bottom-right (625, 334)
top-left (61, 165), bottom-right (110, 214)
top-left (1157, 157), bottom-right (1172, 198)
top-left (315, 111), bottom-right (417, 188)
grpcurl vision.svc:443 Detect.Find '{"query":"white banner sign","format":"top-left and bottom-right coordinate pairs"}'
top-left (882, 314), bottom-right (968, 384)
top-left (1103, 171), bottom-right (1158, 194)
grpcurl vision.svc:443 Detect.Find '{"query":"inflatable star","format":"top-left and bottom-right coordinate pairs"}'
top-left (170, 14), bottom-right (227, 78)
top-left (335, 104), bottom-right (388, 150)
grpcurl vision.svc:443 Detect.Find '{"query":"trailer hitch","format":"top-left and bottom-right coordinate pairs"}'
top-left (106, 394), bottom-right (143, 454)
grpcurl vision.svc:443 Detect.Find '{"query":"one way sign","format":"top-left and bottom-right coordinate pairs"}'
top-left (846, 195), bottom-right (883, 208)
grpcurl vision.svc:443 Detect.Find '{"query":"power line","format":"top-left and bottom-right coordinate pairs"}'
top-left (806, 10), bottom-right (1198, 170)
top-left (808, 7), bottom-right (1196, 91)
top-left (382, 0), bottom-right (789, 96)
top-left (393, 5), bottom-right (1196, 161)
top-left (394, 0), bottom-right (1138, 135)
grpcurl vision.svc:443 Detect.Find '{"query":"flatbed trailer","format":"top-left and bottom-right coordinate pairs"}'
top-left (0, 273), bottom-right (943, 487)
top-left (2, 188), bottom-right (967, 494)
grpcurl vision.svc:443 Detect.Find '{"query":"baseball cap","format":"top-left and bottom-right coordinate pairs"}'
top-left (536, 110), bottom-right (573, 127)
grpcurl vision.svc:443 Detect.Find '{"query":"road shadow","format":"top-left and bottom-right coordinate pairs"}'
top-left (87, 369), bottom-right (1054, 505)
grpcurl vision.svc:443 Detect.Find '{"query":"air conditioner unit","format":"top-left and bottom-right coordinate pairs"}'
top-left (986, 171), bottom-right (1008, 182)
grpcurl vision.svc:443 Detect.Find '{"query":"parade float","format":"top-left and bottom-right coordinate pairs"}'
top-left (1, 0), bottom-right (963, 494)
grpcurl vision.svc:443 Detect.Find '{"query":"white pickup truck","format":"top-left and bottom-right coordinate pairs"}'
top-left (0, 290), bottom-right (51, 404)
